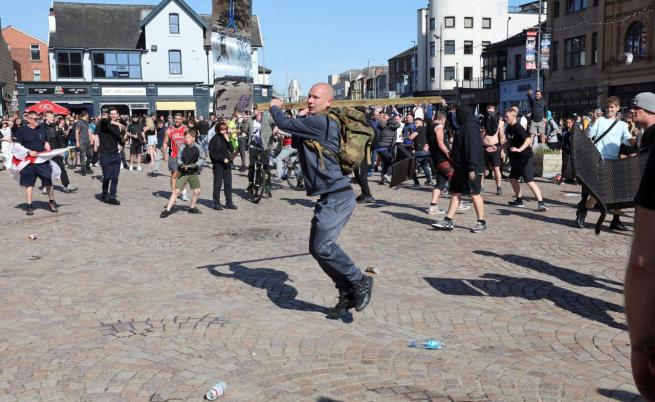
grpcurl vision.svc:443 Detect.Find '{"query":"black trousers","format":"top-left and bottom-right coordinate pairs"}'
top-left (353, 162), bottom-right (371, 197)
top-left (237, 136), bottom-right (248, 169)
top-left (212, 162), bottom-right (233, 204)
top-left (100, 152), bottom-right (121, 197)
top-left (52, 156), bottom-right (70, 188)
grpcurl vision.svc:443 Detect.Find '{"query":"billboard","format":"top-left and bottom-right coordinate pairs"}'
top-left (212, 0), bottom-right (253, 116)
top-left (525, 31), bottom-right (537, 71)
top-left (540, 33), bottom-right (551, 70)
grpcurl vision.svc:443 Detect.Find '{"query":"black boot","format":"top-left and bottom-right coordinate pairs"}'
top-left (575, 206), bottom-right (587, 229)
top-left (352, 275), bottom-right (374, 312)
top-left (610, 215), bottom-right (628, 232)
top-left (326, 289), bottom-right (354, 319)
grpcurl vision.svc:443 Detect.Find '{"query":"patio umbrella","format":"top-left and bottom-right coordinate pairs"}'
top-left (25, 100), bottom-right (70, 115)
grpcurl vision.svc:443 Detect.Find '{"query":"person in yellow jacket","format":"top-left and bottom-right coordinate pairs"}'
top-left (227, 114), bottom-right (239, 155)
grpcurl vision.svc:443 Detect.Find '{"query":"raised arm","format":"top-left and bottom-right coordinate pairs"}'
top-left (270, 106), bottom-right (328, 140)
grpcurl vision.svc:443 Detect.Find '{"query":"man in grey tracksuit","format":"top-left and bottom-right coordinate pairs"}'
top-left (270, 83), bottom-right (373, 320)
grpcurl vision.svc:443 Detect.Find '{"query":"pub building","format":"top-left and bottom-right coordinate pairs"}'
top-left (17, 0), bottom-right (261, 118)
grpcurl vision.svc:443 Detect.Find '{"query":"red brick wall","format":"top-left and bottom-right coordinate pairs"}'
top-left (2, 27), bottom-right (50, 82)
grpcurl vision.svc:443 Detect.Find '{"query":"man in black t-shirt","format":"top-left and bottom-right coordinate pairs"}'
top-left (409, 118), bottom-right (432, 185)
top-left (624, 92), bottom-right (655, 400)
top-left (504, 109), bottom-right (546, 212)
top-left (12, 110), bottom-right (58, 215)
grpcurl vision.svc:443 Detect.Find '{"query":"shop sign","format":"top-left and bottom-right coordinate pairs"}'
top-left (101, 87), bottom-right (147, 96)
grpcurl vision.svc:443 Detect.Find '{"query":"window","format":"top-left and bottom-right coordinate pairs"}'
top-left (464, 17), bottom-right (473, 29)
top-left (464, 41), bottom-right (473, 55)
top-left (463, 67), bottom-right (473, 81)
top-left (169, 13), bottom-right (180, 34)
top-left (566, 0), bottom-right (588, 13)
top-left (444, 66), bottom-right (455, 80)
top-left (30, 44), bottom-right (40, 61)
top-left (430, 67), bottom-right (435, 82)
top-left (430, 18), bottom-right (435, 30)
top-left (33, 69), bottom-right (41, 81)
top-left (444, 40), bottom-right (455, 54)
top-left (514, 54), bottom-right (522, 79)
top-left (593, 0), bottom-right (598, 5)
top-left (482, 18), bottom-right (491, 29)
top-left (169, 50), bottom-right (182, 75)
top-left (430, 41), bottom-right (435, 57)
top-left (625, 22), bottom-right (647, 59)
top-left (93, 52), bottom-right (141, 79)
top-left (564, 35), bottom-right (586, 67)
top-left (445, 16), bottom-right (455, 28)
top-left (554, 1), bottom-right (560, 18)
top-left (482, 41), bottom-right (491, 48)
top-left (591, 32), bottom-right (598, 64)
top-left (552, 41), bottom-right (559, 71)
top-left (56, 50), bottom-right (83, 78)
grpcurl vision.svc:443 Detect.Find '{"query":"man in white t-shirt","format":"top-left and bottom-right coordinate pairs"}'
top-left (413, 103), bottom-right (425, 121)
top-left (1, 119), bottom-right (13, 170)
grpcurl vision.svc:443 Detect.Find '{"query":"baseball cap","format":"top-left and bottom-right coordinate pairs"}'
top-left (632, 92), bottom-right (655, 114)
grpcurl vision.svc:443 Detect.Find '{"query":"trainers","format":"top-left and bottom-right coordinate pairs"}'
top-left (225, 203), bottom-right (238, 210)
top-left (187, 207), bottom-right (201, 214)
top-left (181, 192), bottom-right (189, 202)
top-left (432, 218), bottom-right (454, 230)
top-left (470, 221), bottom-right (487, 233)
top-left (428, 205), bottom-right (446, 215)
top-left (424, 180), bottom-right (433, 186)
top-left (129, 165), bottom-right (134, 171)
top-left (508, 199), bottom-right (525, 208)
top-left (537, 201), bottom-right (547, 212)
top-left (326, 289), bottom-right (355, 319)
top-left (106, 197), bottom-right (121, 205)
top-left (357, 195), bottom-right (375, 204)
top-left (48, 200), bottom-right (59, 213)
top-left (41, 187), bottom-right (47, 195)
top-left (610, 217), bottom-right (629, 232)
top-left (63, 185), bottom-right (78, 193)
top-left (456, 202), bottom-right (470, 214)
top-left (213, 202), bottom-right (224, 210)
top-left (25, 204), bottom-right (34, 216)
top-left (496, 187), bottom-right (502, 196)
top-left (352, 275), bottom-right (373, 312)
top-left (160, 209), bottom-right (172, 218)
top-left (136, 166), bottom-right (143, 172)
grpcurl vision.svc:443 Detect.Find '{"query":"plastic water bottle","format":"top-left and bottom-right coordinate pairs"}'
top-left (205, 382), bottom-right (227, 400)
top-left (408, 339), bottom-right (444, 350)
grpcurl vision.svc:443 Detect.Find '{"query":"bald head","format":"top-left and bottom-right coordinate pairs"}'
top-left (307, 83), bottom-right (334, 115)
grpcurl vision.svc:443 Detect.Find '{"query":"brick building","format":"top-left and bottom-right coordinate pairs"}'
top-left (2, 26), bottom-right (50, 82)
top-left (0, 26), bottom-right (16, 115)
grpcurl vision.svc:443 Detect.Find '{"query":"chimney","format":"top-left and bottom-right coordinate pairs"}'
top-left (48, 8), bottom-right (56, 33)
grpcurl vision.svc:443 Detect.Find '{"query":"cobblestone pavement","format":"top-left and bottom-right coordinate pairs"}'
top-left (0, 164), bottom-right (640, 401)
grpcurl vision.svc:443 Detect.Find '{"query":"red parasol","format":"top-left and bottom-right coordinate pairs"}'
top-left (25, 100), bottom-right (70, 115)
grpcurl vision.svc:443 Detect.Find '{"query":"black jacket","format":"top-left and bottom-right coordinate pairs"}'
top-left (43, 123), bottom-right (67, 149)
top-left (208, 133), bottom-right (233, 164)
top-left (98, 118), bottom-right (125, 154)
top-left (451, 111), bottom-right (484, 173)
top-left (376, 119), bottom-right (400, 148)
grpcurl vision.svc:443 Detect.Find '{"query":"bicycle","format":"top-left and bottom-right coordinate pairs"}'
top-left (248, 145), bottom-right (269, 203)
top-left (277, 150), bottom-right (304, 191)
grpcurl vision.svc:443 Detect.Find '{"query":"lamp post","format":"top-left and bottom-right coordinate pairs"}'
top-left (506, 16), bottom-right (512, 39)
top-left (411, 40), bottom-right (416, 95)
top-left (433, 23), bottom-right (443, 97)
top-left (536, 0), bottom-right (543, 92)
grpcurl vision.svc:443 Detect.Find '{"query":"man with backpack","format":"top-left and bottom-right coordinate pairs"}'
top-left (269, 83), bottom-right (373, 320)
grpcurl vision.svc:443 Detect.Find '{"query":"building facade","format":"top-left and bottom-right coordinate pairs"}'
top-left (416, 0), bottom-right (545, 102)
top-left (3, 26), bottom-right (50, 82)
top-left (388, 46), bottom-right (415, 98)
top-left (0, 27), bottom-right (16, 115)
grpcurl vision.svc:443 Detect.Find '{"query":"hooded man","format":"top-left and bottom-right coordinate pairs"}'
top-left (432, 104), bottom-right (487, 233)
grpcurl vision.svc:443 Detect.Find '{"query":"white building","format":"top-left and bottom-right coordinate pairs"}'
top-left (288, 79), bottom-right (301, 102)
top-left (416, 0), bottom-right (545, 97)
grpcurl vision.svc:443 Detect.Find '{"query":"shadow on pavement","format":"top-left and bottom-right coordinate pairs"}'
top-left (280, 197), bottom-right (315, 208)
top-left (198, 262), bottom-right (352, 323)
top-left (473, 250), bottom-right (623, 294)
top-left (424, 273), bottom-right (626, 330)
top-left (597, 388), bottom-right (643, 401)
top-left (316, 397), bottom-right (344, 402)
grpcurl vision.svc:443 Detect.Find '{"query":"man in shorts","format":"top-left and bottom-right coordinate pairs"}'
top-left (163, 114), bottom-right (188, 201)
top-left (160, 129), bottom-right (205, 218)
top-left (13, 110), bottom-right (58, 215)
top-left (432, 104), bottom-right (486, 233)
top-left (527, 89), bottom-right (547, 143)
top-left (481, 104), bottom-right (505, 195)
top-left (504, 109), bottom-right (547, 211)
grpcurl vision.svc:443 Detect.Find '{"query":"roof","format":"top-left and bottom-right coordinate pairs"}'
top-left (2, 26), bottom-right (48, 45)
top-left (139, 0), bottom-right (208, 30)
top-left (388, 46), bottom-right (416, 61)
top-left (251, 15), bottom-right (263, 48)
top-left (481, 23), bottom-right (543, 53)
top-left (258, 65), bottom-right (271, 74)
top-left (50, 2), bottom-right (152, 49)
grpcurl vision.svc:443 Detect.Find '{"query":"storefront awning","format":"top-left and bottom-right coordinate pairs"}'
top-left (156, 101), bottom-right (196, 110)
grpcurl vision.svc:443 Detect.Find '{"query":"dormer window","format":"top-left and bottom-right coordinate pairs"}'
top-left (169, 13), bottom-right (180, 34)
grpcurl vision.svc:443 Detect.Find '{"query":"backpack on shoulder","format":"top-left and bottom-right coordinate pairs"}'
top-left (304, 107), bottom-right (376, 175)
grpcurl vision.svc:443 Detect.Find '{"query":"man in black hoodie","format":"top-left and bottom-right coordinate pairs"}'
top-left (432, 104), bottom-right (487, 233)
top-left (43, 111), bottom-right (77, 193)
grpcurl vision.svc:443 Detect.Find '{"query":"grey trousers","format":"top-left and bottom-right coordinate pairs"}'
top-left (79, 142), bottom-right (93, 168)
top-left (309, 188), bottom-right (363, 291)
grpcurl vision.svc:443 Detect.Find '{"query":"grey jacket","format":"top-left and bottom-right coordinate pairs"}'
top-left (270, 106), bottom-right (350, 196)
top-left (176, 143), bottom-right (205, 173)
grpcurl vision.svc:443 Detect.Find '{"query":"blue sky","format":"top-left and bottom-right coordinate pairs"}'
top-left (3, 0), bottom-right (525, 94)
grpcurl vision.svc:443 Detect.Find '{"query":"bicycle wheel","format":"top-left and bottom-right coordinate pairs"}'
top-left (286, 161), bottom-right (304, 191)
top-left (252, 164), bottom-right (265, 203)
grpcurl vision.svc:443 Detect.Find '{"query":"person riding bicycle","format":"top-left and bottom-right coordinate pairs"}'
top-left (248, 110), bottom-right (277, 198)
top-left (274, 110), bottom-right (297, 181)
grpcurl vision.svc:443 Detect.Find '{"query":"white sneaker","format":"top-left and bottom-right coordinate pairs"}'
top-left (456, 202), bottom-right (471, 214)
top-left (428, 205), bottom-right (446, 215)
top-left (41, 187), bottom-right (47, 195)
top-left (129, 165), bottom-right (134, 171)
top-left (181, 192), bottom-right (189, 202)
top-left (120, 164), bottom-right (124, 170)
top-left (136, 166), bottom-right (143, 172)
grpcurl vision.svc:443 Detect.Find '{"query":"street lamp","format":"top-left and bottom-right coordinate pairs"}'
top-left (411, 40), bottom-right (416, 95)
top-left (433, 24), bottom-right (443, 96)
top-left (506, 16), bottom-right (512, 39)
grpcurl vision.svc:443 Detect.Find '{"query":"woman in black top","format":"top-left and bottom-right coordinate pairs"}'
top-left (208, 122), bottom-right (236, 210)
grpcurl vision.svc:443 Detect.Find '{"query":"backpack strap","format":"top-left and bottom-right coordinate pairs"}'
top-left (592, 119), bottom-right (619, 145)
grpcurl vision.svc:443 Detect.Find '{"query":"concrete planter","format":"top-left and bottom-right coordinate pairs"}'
top-left (533, 152), bottom-right (562, 178)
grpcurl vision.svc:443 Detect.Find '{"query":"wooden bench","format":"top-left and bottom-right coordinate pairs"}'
top-left (571, 129), bottom-right (647, 234)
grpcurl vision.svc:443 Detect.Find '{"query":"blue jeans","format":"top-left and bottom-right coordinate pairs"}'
top-left (375, 147), bottom-right (393, 176)
top-left (309, 189), bottom-right (363, 290)
top-left (100, 152), bottom-right (121, 197)
top-left (413, 151), bottom-right (432, 184)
